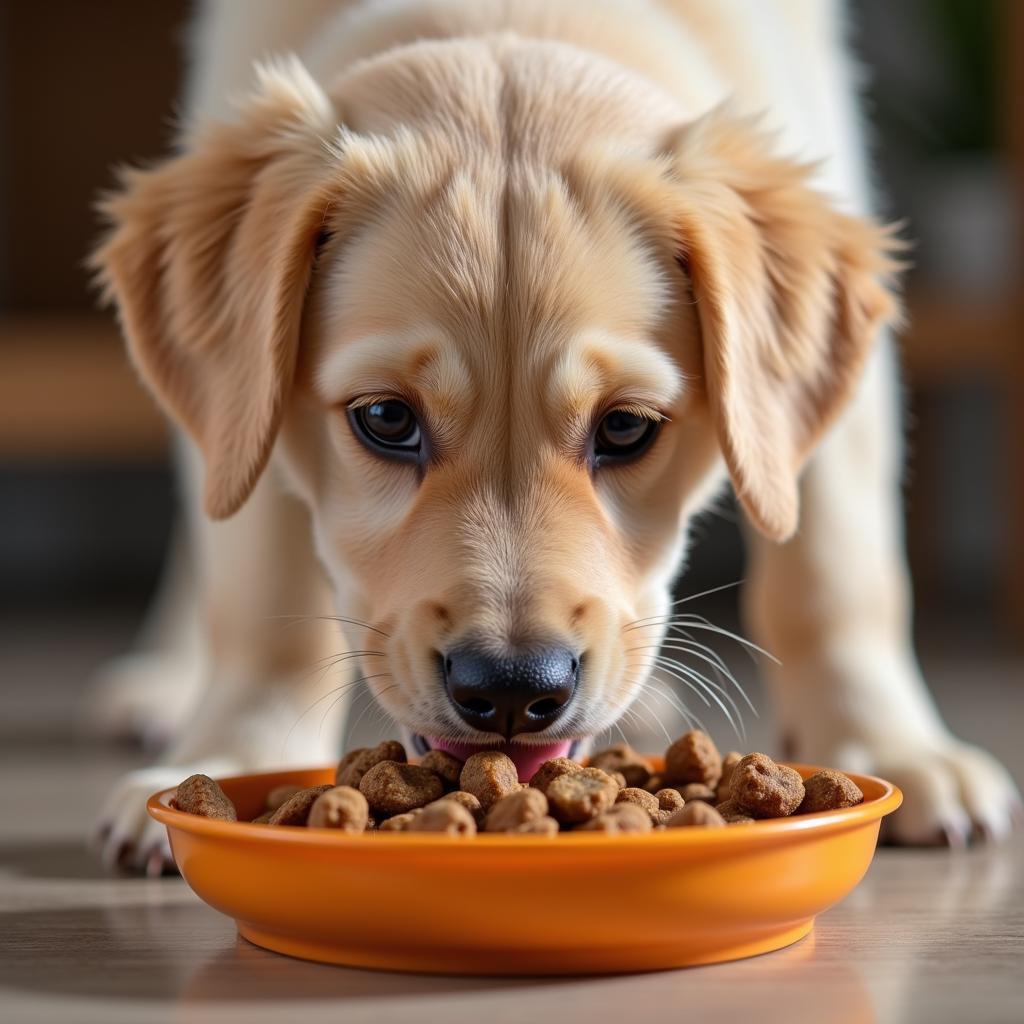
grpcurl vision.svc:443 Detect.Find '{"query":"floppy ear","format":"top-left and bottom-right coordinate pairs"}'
top-left (665, 111), bottom-right (903, 541)
top-left (91, 59), bottom-right (338, 519)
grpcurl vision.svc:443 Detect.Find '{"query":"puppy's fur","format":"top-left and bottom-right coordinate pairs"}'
top-left (90, 0), bottom-right (1018, 872)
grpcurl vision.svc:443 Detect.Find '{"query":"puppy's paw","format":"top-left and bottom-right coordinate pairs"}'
top-left (93, 761), bottom-right (239, 876)
top-left (872, 741), bottom-right (1022, 846)
top-left (804, 732), bottom-right (1021, 846)
top-left (79, 653), bottom-right (203, 749)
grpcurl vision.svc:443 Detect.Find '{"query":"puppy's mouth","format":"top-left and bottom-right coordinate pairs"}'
top-left (411, 734), bottom-right (579, 782)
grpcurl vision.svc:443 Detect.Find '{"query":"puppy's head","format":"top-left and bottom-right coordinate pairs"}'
top-left (93, 50), bottom-right (899, 772)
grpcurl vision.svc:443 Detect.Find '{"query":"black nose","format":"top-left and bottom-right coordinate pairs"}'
top-left (442, 645), bottom-right (579, 738)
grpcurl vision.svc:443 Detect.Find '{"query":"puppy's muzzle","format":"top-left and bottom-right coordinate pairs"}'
top-left (441, 645), bottom-right (579, 738)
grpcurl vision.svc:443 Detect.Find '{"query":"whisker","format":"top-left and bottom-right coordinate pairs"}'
top-left (620, 580), bottom-right (744, 630)
top-left (651, 655), bottom-right (743, 739)
top-left (267, 614), bottom-right (391, 639)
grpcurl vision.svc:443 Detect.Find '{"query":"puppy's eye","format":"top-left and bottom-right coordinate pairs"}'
top-left (349, 400), bottom-right (422, 461)
top-left (593, 408), bottom-right (660, 464)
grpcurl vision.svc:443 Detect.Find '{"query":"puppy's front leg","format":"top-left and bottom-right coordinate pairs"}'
top-left (93, 464), bottom-right (349, 875)
top-left (745, 340), bottom-right (1021, 844)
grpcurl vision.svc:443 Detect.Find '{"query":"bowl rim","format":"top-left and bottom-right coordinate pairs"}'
top-left (148, 762), bottom-right (902, 850)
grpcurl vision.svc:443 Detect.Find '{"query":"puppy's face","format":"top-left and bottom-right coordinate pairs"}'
top-left (94, 53), bottom-right (898, 772)
top-left (281, 161), bottom-right (724, 762)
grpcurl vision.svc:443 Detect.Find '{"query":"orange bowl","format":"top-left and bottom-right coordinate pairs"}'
top-left (148, 760), bottom-right (900, 975)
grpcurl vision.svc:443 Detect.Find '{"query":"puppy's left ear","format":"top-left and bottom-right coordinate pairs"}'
top-left (664, 111), bottom-right (903, 541)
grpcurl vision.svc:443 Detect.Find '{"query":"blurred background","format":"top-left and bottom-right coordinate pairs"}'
top-left (0, 1), bottom-right (1020, 759)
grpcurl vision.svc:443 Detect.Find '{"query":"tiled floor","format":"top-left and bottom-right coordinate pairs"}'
top-left (1, 607), bottom-right (1022, 1024)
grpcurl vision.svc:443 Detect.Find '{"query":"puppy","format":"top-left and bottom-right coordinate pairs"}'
top-left (90, 0), bottom-right (1019, 873)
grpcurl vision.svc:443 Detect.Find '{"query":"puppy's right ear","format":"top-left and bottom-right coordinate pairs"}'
top-left (91, 58), bottom-right (338, 519)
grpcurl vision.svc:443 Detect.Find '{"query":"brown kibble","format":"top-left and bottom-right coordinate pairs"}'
top-left (715, 799), bottom-right (755, 824)
top-left (170, 774), bottom-right (237, 821)
top-left (336, 740), bottom-right (408, 788)
top-left (608, 770), bottom-right (628, 789)
top-left (415, 753), bottom-right (464, 790)
top-left (529, 757), bottom-right (580, 794)
top-left (419, 749), bottom-right (464, 790)
top-left (716, 751), bottom-right (743, 802)
top-left (407, 799), bottom-right (477, 835)
top-left (460, 751), bottom-right (521, 809)
top-left (666, 801), bottom-right (726, 828)
top-left (730, 753), bottom-right (805, 818)
top-left (439, 790), bottom-right (484, 823)
top-left (798, 769), bottom-right (863, 814)
top-left (307, 786), bottom-right (369, 832)
top-left (677, 783), bottom-right (717, 803)
top-left (264, 783), bottom-right (302, 813)
top-left (588, 743), bottom-right (653, 788)
top-left (578, 802), bottom-right (652, 833)
top-left (655, 788), bottom-right (685, 811)
top-left (377, 809), bottom-right (422, 831)
top-left (359, 761), bottom-right (444, 817)
top-left (664, 730), bottom-right (722, 788)
top-left (547, 767), bottom-right (619, 824)
top-left (250, 810), bottom-right (274, 825)
top-left (615, 787), bottom-right (661, 824)
top-left (513, 816), bottom-right (560, 835)
top-left (484, 788), bottom-right (549, 832)
top-left (267, 784), bottom-right (333, 826)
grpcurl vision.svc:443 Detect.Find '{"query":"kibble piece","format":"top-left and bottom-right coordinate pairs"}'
top-left (484, 788), bottom-right (550, 832)
top-left (171, 774), bottom-right (237, 821)
top-left (529, 757), bottom-right (580, 794)
top-left (798, 769), bottom-right (863, 814)
top-left (547, 767), bottom-right (620, 824)
top-left (336, 740), bottom-right (407, 788)
top-left (677, 783), bottom-right (717, 803)
top-left (666, 801), bottom-right (726, 828)
top-left (615, 787), bottom-right (661, 825)
top-left (307, 786), bottom-right (369, 832)
top-left (513, 816), bottom-right (560, 835)
top-left (655, 788), bottom-right (685, 812)
top-left (460, 751), bottom-right (521, 809)
top-left (438, 790), bottom-right (485, 823)
top-left (377, 809), bottom-right (422, 831)
top-left (716, 751), bottom-right (743, 802)
top-left (267, 784), bottom-right (333, 826)
top-left (359, 761), bottom-right (443, 817)
top-left (407, 799), bottom-right (477, 835)
top-left (588, 743), bottom-right (653, 788)
top-left (664, 730), bottom-right (723, 788)
top-left (578, 802), bottom-right (652, 833)
top-left (265, 783), bottom-right (302, 813)
top-left (419, 749), bottom-right (464, 790)
top-left (730, 753), bottom-right (805, 818)
top-left (715, 799), bottom-right (755, 824)
top-left (250, 810), bottom-right (274, 825)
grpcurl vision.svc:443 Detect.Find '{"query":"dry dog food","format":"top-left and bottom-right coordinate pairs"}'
top-left (460, 751), bottom-right (521, 809)
top-left (588, 743), bottom-right (654, 788)
top-left (170, 730), bottom-right (864, 836)
top-left (170, 774), bottom-right (236, 821)
top-left (546, 767), bottom-right (620, 825)
top-left (359, 761), bottom-right (444, 817)
top-left (799, 769), bottom-right (865, 814)
top-left (307, 786), bottom-right (369, 831)
top-left (728, 752), bottom-right (805, 818)
top-left (335, 740), bottom-right (407, 788)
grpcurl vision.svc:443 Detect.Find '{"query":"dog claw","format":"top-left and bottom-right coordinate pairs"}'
top-left (939, 822), bottom-right (968, 849)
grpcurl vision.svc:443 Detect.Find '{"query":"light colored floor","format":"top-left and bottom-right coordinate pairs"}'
top-left (1, 609), bottom-right (1022, 1024)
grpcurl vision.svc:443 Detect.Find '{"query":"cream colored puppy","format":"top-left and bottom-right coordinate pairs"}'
top-left (90, 0), bottom-right (1019, 872)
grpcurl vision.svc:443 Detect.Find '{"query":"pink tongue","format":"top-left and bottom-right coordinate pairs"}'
top-left (427, 738), bottom-right (574, 782)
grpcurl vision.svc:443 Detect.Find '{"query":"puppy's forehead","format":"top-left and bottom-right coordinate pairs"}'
top-left (316, 163), bottom-right (678, 407)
